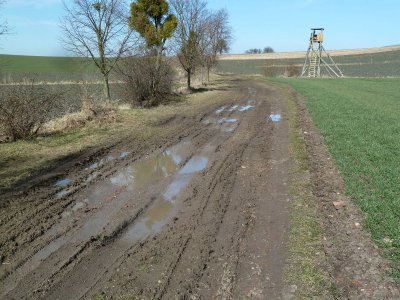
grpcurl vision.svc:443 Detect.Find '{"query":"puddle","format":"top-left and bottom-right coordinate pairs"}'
top-left (72, 201), bottom-right (86, 212)
top-left (88, 159), bottom-right (104, 170)
top-left (56, 188), bottom-right (74, 199)
top-left (215, 106), bottom-right (225, 114)
top-left (55, 178), bottom-right (72, 188)
top-left (269, 114), bottom-right (282, 122)
top-left (163, 177), bottom-right (190, 201)
top-left (110, 141), bottom-right (189, 190)
top-left (5, 140), bottom-right (199, 296)
top-left (86, 172), bottom-right (100, 183)
top-left (120, 151), bottom-right (130, 158)
top-left (238, 105), bottom-right (255, 112)
top-left (229, 105), bottom-right (239, 111)
top-left (178, 156), bottom-right (208, 174)
top-left (218, 118), bottom-right (238, 124)
top-left (123, 155), bottom-right (209, 242)
top-left (222, 123), bottom-right (238, 133)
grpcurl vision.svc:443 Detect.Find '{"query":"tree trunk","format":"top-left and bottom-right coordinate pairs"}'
top-left (103, 74), bottom-right (111, 101)
top-left (187, 70), bottom-right (191, 90)
top-left (207, 66), bottom-right (210, 82)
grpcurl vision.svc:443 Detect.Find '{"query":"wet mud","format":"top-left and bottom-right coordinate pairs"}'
top-left (0, 78), bottom-right (291, 299)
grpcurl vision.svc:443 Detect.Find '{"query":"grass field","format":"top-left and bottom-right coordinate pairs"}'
top-left (217, 50), bottom-right (400, 77)
top-left (0, 54), bottom-right (97, 82)
top-left (272, 77), bottom-right (400, 276)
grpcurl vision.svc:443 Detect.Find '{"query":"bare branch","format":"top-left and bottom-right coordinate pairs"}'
top-left (61, 0), bottom-right (134, 99)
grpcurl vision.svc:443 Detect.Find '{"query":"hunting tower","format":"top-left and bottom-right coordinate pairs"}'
top-left (301, 28), bottom-right (343, 78)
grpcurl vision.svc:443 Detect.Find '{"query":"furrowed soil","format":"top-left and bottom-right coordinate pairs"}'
top-left (1, 76), bottom-right (399, 299)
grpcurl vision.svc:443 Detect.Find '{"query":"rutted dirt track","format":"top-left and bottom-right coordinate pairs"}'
top-left (0, 79), bottom-right (291, 299)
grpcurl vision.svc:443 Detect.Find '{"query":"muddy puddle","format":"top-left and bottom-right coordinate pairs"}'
top-left (5, 140), bottom-right (194, 285)
top-left (2, 134), bottom-right (216, 298)
top-left (55, 178), bottom-right (72, 188)
top-left (110, 141), bottom-right (188, 190)
top-left (218, 118), bottom-right (238, 124)
top-left (269, 114), bottom-right (282, 122)
top-left (215, 106), bottom-right (226, 114)
top-left (123, 155), bottom-right (209, 242)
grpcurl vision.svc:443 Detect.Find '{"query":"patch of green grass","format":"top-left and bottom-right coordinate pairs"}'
top-left (0, 54), bottom-right (95, 74)
top-left (0, 54), bottom-right (98, 82)
top-left (274, 77), bottom-right (400, 277)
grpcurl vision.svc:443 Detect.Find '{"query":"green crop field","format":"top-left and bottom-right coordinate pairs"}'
top-left (217, 50), bottom-right (400, 77)
top-left (0, 54), bottom-right (97, 82)
top-left (272, 77), bottom-right (400, 276)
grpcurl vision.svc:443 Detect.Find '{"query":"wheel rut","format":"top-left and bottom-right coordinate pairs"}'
top-left (1, 78), bottom-right (292, 300)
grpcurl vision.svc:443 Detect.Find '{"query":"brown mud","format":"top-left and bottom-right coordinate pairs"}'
top-left (1, 77), bottom-right (398, 299)
top-left (0, 78), bottom-right (291, 299)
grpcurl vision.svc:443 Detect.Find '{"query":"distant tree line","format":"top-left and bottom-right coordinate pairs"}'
top-left (245, 47), bottom-right (274, 54)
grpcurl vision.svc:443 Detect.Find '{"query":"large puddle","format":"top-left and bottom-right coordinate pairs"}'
top-left (123, 155), bottom-right (209, 242)
top-left (21, 140), bottom-right (195, 272)
top-left (110, 141), bottom-right (188, 189)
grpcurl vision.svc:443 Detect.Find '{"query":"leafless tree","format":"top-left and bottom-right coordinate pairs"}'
top-left (198, 9), bottom-right (231, 84)
top-left (61, 0), bottom-right (133, 100)
top-left (170, 0), bottom-right (208, 89)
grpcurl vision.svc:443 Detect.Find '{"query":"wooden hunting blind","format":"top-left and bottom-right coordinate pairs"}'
top-left (301, 28), bottom-right (343, 78)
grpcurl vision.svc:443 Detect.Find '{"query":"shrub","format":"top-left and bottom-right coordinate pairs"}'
top-left (117, 55), bottom-right (174, 107)
top-left (264, 60), bottom-right (280, 77)
top-left (0, 78), bottom-right (62, 141)
top-left (285, 64), bottom-right (301, 77)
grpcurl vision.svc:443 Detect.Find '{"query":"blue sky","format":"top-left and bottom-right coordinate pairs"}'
top-left (1, 0), bottom-right (399, 56)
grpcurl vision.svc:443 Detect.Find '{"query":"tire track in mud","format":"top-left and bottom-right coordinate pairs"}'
top-left (1, 80), bottom-right (290, 299)
top-left (158, 110), bottom-right (268, 299)
top-left (44, 90), bottom-right (255, 299)
top-left (40, 102), bottom-right (253, 297)
top-left (83, 82), bottom-right (278, 299)
top-left (0, 104), bottom-right (229, 298)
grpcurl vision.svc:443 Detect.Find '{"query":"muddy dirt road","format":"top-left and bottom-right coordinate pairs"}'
top-left (0, 78), bottom-right (291, 299)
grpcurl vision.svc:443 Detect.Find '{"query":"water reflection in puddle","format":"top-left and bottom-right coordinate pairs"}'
top-left (55, 178), bottom-right (72, 188)
top-left (88, 160), bottom-right (104, 170)
top-left (238, 105), bottom-right (255, 112)
top-left (218, 118), bottom-right (238, 124)
top-left (178, 156), bottom-right (208, 174)
top-left (110, 141), bottom-right (189, 190)
top-left (229, 105), bottom-right (239, 112)
top-left (222, 123), bottom-right (238, 133)
top-left (7, 140), bottom-right (202, 294)
top-left (120, 151), bottom-right (130, 158)
top-left (56, 188), bottom-right (73, 199)
top-left (123, 155), bottom-right (209, 241)
top-left (215, 106), bottom-right (225, 114)
top-left (269, 114), bottom-right (282, 122)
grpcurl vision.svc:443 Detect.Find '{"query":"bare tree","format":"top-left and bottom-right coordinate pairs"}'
top-left (61, 0), bottom-right (132, 100)
top-left (198, 9), bottom-right (231, 83)
top-left (170, 0), bottom-right (208, 90)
